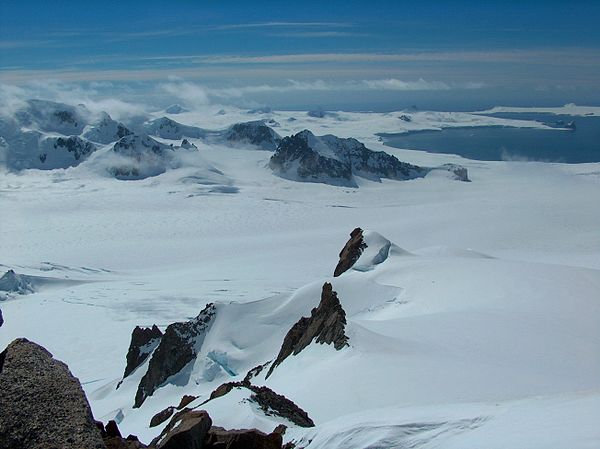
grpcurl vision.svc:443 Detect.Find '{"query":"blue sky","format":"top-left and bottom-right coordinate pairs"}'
top-left (1, 0), bottom-right (599, 110)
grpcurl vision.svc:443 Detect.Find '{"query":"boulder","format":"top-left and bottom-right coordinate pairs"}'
top-left (0, 338), bottom-right (105, 449)
top-left (267, 283), bottom-right (348, 378)
top-left (205, 427), bottom-right (282, 449)
top-left (123, 324), bottom-right (163, 378)
top-left (151, 409), bottom-right (212, 449)
top-left (333, 227), bottom-right (367, 277)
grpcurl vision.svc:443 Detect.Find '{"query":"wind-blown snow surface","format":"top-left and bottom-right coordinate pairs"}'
top-left (1, 105), bottom-right (599, 448)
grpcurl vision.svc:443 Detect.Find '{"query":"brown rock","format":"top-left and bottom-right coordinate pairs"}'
top-left (0, 338), bottom-right (106, 449)
top-left (334, 227), bottom-right (367, 277)
top-left (151, 409), bottom-right (212, 449)
top-left (266, 282), bottom-right (348, 379)
top-left (177, 394), bottom-right (198, 409)
top-left (123, 325), bottom-right (163, 379)
top-left (205, 427), bottom-right (282, 449)
top-left (150, 406), bottom-right (175, 428)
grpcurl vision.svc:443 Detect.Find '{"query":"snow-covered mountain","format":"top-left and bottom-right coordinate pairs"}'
top-left (81, 227), bottom-right (600, 447)
top-left (143, 117), bottom-right (206, 140)
top-left (106, 134), bottom-right (195, 180)
top-left (222, 121), bottom-right (282, 151)
top-left (82, 112), bottom-right (133, 144)
top-left (269, 130), bottom-right (469, 186)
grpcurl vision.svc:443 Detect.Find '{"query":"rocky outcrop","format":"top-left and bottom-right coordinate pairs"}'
top-left (177, 394), bottom-right (198, 409)
top-left (334, 227), bottom-right (367, 277)
top-left (269, 131), bottom-right (355, 186)
top-left (134, 304), bottom-right (216, 407)
top-left (432, 163), bottom-right (471, 182)
top-left (0, 308), bottom-right (3, 327)
top-left (267, 283), bottom-right (349, 378)
top-left (151, 409), bottom-right (212, 449)
top-left (203, 382), bottom-right (315, 428)
top-left (96, 420), bottom-right (146, 448)
top-left (205, 427), bottom-right (283, 449)
top-left (0, 269), bottom-right (35, 295)
top-left (224, 121), bottom-right (282, 151)
top-left (269, 130), bottom-right (430, 186)
top-left (150, 406), bottom-right (175, 428)
top-left (0, 338), bottom-right (106, 449)
top-left (123, 325), bottom-right (163, 378)
top-left (37, 135), bottom-right (97, 168)
top-left (269, 130), bottom-right (469, 186)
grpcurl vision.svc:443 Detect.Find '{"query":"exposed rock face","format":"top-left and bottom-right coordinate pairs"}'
top-left (204, 382), bottom-right (315, 428)
top-left (134, 304), bottom-right (216, 407)
top-left (224, 121), bottom-right (282, 151)
top-left (0, 338), bottom-right (105, 449)
top-left (151, 409), bottom-right (212, 449)
top-left (269, 130), bottom-right (429, 186)
top-left (150, 406), bottom-right (175, 428)
top-left (205, 427), bottom-right (283, 449)
top-left (269, 131), bottom-right (355, 186)
top-left (334, 227), bottom-right (367, 277)
top-left (16, 99), bottom-right (89, 135)
top-left (37, 135), bottom-right (97, 168)
top-left (269, 130), bottom-right (469, 186)
top-left (0, 308), bottom-right (3, 327)
top-left (177, 394), bottom-right (198, 409)
top-left (0, 269), bottom-right (35, 294)
top-left (267, 283), bottom-right (349, 378)
top-left (97, 420), bottom-right (146, 448)
top-left (143, 117), bottom-right (205, 140)
top-left (123, 324), bottom-right (163, 378)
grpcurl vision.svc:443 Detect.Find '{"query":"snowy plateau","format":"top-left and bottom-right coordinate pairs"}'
top-left (1, 100), bottom-right (600, 448)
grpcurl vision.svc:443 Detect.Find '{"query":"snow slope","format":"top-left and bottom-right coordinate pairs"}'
top-left (0, 103), bottom-right (599, 448)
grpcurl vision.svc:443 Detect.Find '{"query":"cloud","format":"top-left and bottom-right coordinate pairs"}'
top-left (159, 80), bottom-right (211, 107)
top-left (0, 80), bottom-right (149, 121)
top-left (362, 78), bottom-right (451, 91)
top-left (212, 22), bottom-right (352, 30)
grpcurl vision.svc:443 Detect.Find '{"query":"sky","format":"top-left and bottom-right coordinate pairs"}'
top-left (1, 0), bottom-right (600, 110)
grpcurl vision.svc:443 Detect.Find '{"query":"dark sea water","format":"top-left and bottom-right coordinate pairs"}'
top-left (381, 113), bottom-right (600, 163)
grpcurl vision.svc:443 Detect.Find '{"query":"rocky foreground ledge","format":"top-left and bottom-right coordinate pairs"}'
top-left (0, 338), bottom-right (292, 449)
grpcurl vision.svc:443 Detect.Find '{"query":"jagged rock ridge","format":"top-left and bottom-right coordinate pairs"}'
top-left (334, 227), bottom-right (367, 277)
top-left (134, 303), bottom-right (216, 407)
top-left (266, 282), bottom-right (349, 378)
top-left (269, 130), bottom-right (470, 186)
top-left (0, 338), bottom-right (105, 449)
top-left (123, 325), bottom-right (163, 378)
top-left (203, 381), bottom-right (315, 428)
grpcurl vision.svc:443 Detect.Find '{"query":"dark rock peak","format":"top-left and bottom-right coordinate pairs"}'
top-left (203, 382), bottom-right (315, 428)
top-left (269, 132), bottom-right (354, 186)
top-left (180, 138), bottom-right (197, 150)
top-left (151, 409), bottom-right (212, 449)
top-left (334, 227), bottom-right (367, 277)
top-left (51, 136), bottom-right (97, 161)
top-left (266, 282), bottom-right (349, 379)
top-left (134, 303), bottom-right (216, 408)
top-left (225, 121), bottom-right (282, 151)
top-left (97, 420), bottom-right (146, 448)
top-left (0, 308), bottom-right (3, 328)
top-left (123, 324), bottom-right (163, 379)
top-left (0, 338), bottom-right (105, 449)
